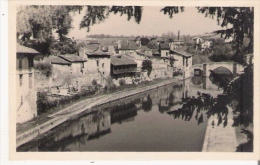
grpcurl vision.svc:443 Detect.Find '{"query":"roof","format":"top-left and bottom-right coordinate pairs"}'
top-left (159, 43), bottom-right (170, 50)
top-left (171, 49), bottom-right (192, 58)
top-left (119, 41), bottom-right (138, 50)
top-left (49, 56), bottom-right (71, 65)
top-left (59, 54), bottom-right (87, 62)
top-left (111, 55), bottom-right (137, 66)
top-left (86, 49), bottom-right (112, 56)
top-left (16, 44), bottom-right (40, 55)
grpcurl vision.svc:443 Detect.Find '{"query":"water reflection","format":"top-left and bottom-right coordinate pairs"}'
top-left (18, 72), bottom-right (239, 152)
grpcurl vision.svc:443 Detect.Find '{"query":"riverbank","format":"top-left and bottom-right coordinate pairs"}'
top-left (16, 77), bottom-right (180, 148)
top-left (202, 106), bottom-right (237, 152)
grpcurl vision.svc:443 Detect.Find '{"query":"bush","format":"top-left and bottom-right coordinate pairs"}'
top-left (173, 68), bottom-right (183, 77)
top-left (119, 79), bottom-right (126, 86)
top-left (142, 60), bottom-right (153, 77)
top-left (34, 61), bottom-right (53, 77)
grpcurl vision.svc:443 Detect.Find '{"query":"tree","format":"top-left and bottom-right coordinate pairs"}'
top-left (142, 59), bottom-right (153, 77)
top-left (196, 7), bottom-right (253, 63)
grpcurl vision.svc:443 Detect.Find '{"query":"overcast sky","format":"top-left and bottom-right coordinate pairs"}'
top-left (68, 6), bottom-right (225, 39)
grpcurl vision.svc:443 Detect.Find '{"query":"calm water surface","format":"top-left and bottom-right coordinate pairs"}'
top-left (19, 77), bottom-right (223, 152)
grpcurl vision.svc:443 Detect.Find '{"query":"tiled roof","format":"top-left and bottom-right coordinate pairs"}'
top-left (111, 55), bottom-right (137, 66)
top-left (119, 41), bottom-right (138, 50)
top-left (49, 56), bottom-right (71, 65)
top-left (171, 49), bottom-right (192, 57)
top-left (86, 49), bottom-right (112, 56)
top-left (16, 43), bottom-right (40, 54)
top-left (59, 54), bottom-right (87, 62)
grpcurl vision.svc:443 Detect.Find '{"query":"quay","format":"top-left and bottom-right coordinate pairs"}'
top-left (16, 78), bottom-right (180, 148)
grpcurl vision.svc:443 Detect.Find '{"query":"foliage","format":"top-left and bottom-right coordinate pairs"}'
top-left (17, 5), bottom-right (81, 41)
top-left (49, 40), bottom-right (77, 56)
top-left (196, 7), bottom-right (254, 63)
top-left (209, 44), bottom-right (234, 62)
top-left (147, 40), bottom-right (158, 49)
top-left (119, 79), bottom-right (126, 86)
top-left (34, 61), bottom-right (53, 77)
top-left (80, 6), bottom-right (143, 32)
top-left (36, 88), bottom-right (96, 115)
top-left (139, 37), bottom-right (150, 46)
top-left (172, 68), bottom-right (183, 77)
top-left (228, 64), bottom-right (253, 127)
top-left (142, 95), bottom-right (152, 112)
top-left (142, 59), bottom-right (153, 77)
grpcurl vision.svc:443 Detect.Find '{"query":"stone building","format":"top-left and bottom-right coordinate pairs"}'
top-left (16, 44), bottom-right (39, 123)
top-left (170, 49), bottom-right (192, 79)
top-left (110, 55), bottom-right (137, 85)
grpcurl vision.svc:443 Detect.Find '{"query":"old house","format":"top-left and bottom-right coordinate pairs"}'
top-left (118, 40), bottom-right (138, 54)
top-left (159, 42), bottom-right (170, 58)
top-left (84, 50), bottom-right (112, 86)
top-left (111, 55), bottom-right (137, 85)
top-left (47, 55), bottom-right (87, 93)
top-left (170, 49), bottom-right (192, 78)
top-left (16, 44), bottom-right (39, 123)
top-left (58, 55), bottom-right (87, 75)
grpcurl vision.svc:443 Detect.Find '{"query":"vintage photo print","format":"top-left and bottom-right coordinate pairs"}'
top-left (9, 0), bottom-right (260, 160)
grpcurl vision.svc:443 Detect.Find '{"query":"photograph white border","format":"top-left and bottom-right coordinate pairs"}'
top-left (6, 0), bottom-right (260, 161)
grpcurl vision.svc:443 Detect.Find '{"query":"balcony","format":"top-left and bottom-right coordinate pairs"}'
top-left (113, 68), bottom-right (137, 74)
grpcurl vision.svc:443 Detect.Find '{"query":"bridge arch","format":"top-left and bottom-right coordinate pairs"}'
top-left (191, 62), bottom-right (244, 77)
top-left (211, 66), bottom-right (233, 75)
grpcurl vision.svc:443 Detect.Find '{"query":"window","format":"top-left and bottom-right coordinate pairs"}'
top-left (29, 73), bottom-right (32, 89)
top-left (102, 63), bottom-right (104, 68)
top-left (29, 58), bottom-right (34, 68)
top-left (166, 52), bottom-right (169, 56)
top-left (18, 58), bottom-right (22, 69)
top-left (19, 74), bottom-right (23, 86)
top-left (96, 60), bottom-right (99, 67)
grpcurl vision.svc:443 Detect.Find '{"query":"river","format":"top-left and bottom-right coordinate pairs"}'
top-left (18, 76), bottom-right (226, 152)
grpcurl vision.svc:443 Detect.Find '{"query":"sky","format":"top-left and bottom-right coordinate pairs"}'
top-left (68, 6), bottom-right (225, 39)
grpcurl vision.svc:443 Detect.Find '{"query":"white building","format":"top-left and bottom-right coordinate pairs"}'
top-left (16, 44), bottom-right (39, 123)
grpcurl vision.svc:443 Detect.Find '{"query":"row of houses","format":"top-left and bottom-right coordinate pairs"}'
top-left (16, 37), bottom-right (193, 123)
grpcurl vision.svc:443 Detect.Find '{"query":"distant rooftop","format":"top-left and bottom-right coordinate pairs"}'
top-left (171, 49), bottom-right (192, 57)
top-left (49, 56), bottom-right (71, 65)
top-left (119, 41), bottom-right (138, 50)
top-left (16, 43), bottom-right (40, 55)
top-left (86, 49), bottom-right (112, 56)
top-left (59, 54), bottom-right (87, 63)
top-left (111, 55), bottom-right (137, 66)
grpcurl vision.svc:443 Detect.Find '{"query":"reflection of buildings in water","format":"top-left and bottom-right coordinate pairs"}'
top-left (35, 110), bottom-right (111, 151)
top-left (191, 76), bottom-right (203, 85)
top-left (111, 102), bottom-right (138, 124)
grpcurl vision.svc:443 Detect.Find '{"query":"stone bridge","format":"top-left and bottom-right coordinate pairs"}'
top-left (191, 62), bottom-right (244, 77)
